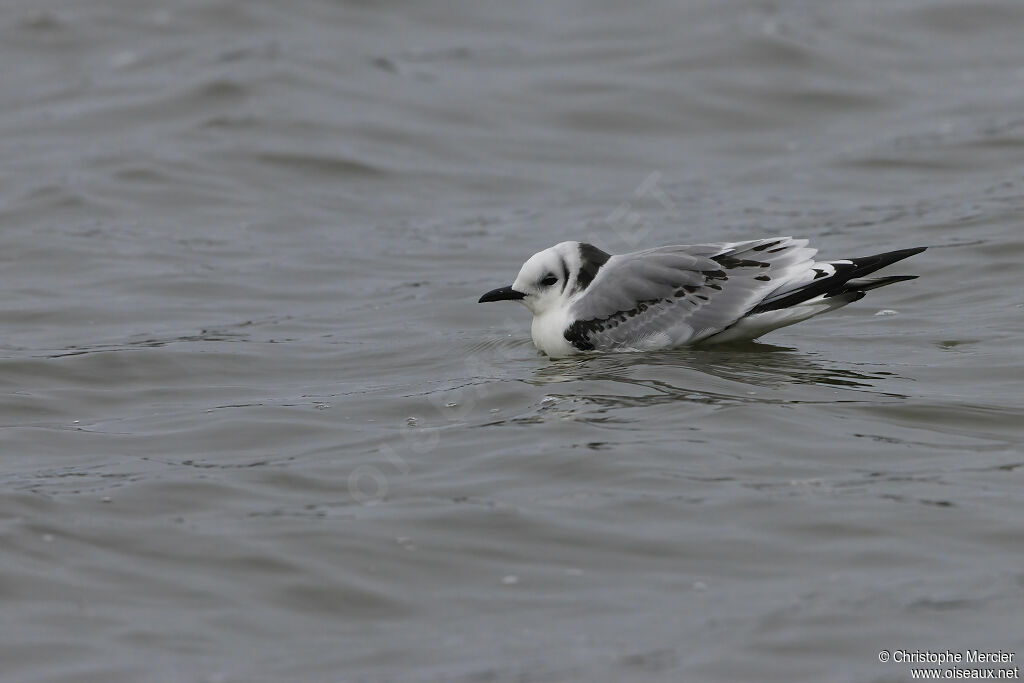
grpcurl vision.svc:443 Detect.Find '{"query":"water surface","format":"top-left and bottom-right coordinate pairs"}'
top-left (2, 1), bottom-right (1023, 681)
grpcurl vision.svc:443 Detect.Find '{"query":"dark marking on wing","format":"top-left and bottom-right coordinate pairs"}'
top-left (752, 240), bottom-right (783, 251)
top-left (565, 267), bottom-right (731, 351)
top-left (564, 330), bottom-right (595, 351)
top-left (564, 296), bottom-right (665, 351)
top-left (713, 255), bottom-right (769, 269)
top-left (755, 275), bottom-right (771, 281)
top-left (813, 268), bottom-right (828, 279)
top-left (574, 243), bottom-right (611, 293)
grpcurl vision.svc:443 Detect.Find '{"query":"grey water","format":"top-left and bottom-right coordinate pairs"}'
top-left (2, 1), bottom-right (1023, 681)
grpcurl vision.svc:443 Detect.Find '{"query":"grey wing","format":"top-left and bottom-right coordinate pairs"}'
top-left (565, 237), bottom-right (817, 350)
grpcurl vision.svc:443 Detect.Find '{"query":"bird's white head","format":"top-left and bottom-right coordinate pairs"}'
top-left (478, 241), bottom-right (611, 315)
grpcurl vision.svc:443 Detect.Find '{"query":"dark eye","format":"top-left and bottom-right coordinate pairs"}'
top-left (540, 274), bottom-right (558, 287)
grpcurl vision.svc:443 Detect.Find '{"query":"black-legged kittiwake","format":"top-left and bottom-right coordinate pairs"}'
top-left (478, 237), bottom-right (926, 357)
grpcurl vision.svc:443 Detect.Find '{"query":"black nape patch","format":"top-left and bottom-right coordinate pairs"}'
top-left (575, 243), bottom-right (611, 293)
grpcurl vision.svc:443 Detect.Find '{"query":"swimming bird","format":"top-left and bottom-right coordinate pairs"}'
top-left (478, 237), bottom-right (925, 357)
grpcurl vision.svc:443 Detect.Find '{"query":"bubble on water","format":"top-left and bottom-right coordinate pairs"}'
top-left (489, 408), bottom-right (499, 413)
top-left (100, 496), bottom-right (112, 503)
top-left (875, 309), bottom-right (898, 316)
top-left (406, 416), bottom-right (418, 426)
top-left (692, 581), bottom-right (708, 592)
top-left (445, 402), bottom-right (457, 408)
top-left (501, 574), bottom-right (519, 585)
top-left (42, 534), bottom-right (54, 543)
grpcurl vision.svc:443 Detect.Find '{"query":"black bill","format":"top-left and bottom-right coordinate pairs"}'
top-left (478, 286), bottom-right (526, 303)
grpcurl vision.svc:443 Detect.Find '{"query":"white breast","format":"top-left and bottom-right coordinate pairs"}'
top-left (530, 309), bottom-right (575, 357)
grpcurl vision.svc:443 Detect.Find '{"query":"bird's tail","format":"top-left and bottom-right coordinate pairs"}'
top-left (750, 246), bottom-right (926, 314)
top-left (839, 274), bottom-right (918, 294)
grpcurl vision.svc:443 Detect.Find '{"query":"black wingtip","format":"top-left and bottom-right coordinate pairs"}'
top-left (841, 247), bottom-right (926, 279)
top-left (749, 245), bottom-right (926, 315)
top-left (834, 274), bottom-right (919, 295)
top-left (849, 246), bottom-right (927, 270)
